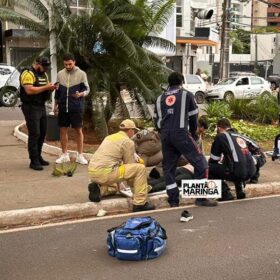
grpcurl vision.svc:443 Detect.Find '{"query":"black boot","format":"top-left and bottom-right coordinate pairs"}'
top-left (235, 181), bottom-right (246, 199)
top-left (195, 198), bottom-right (218, 206)
top-left (29, 159), bottom-right (43, 171)
top-left (133, 202), bottom-right (155, 212)
top-left (249, 170), bottom-right (259, 184)
top-left (39, 156), bottom-right (49, 166)
top-left (88, 182), bottom-right (101, 202)
top-left (218, 181), bottom-right (234, 201)
top-left (167, 187), bottom-right (180, 207)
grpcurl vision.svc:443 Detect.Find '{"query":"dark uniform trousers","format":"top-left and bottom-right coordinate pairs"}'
top-left (161, 129), bottom-right (208, 205)
top-left (148, 167), bottom-right (194, 193)
top-left (21, 103), bottom-right (47, 163)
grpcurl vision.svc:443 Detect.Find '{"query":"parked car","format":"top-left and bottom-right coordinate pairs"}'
top-left (206, 75), bottom-right (271, 101)
top-left (0, 64), bottom-right (20, 107)
top-left (183, 74), bottom-right (207, 104)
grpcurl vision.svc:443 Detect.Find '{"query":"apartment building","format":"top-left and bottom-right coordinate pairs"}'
top-left (267, 0), bottom-right (280, 28)
top-left (252, 0), bottom-right (268, 28)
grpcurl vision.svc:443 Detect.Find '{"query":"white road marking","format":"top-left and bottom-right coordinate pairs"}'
top-left (1, 194), bottom-right (280, 234)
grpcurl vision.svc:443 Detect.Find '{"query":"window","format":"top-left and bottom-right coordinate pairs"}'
top-left (185, 75), bottom-right (202, 84)
top-left (176, 0), bottom-right (183, 28)
top-left (236, 78), bottom-right (249, 86)
top-left (251, 77), bottom-right (263, 85)
top-left (206, 46), bottom-right (213, 54)
top-left (0, 68), bottom-right (11, 75)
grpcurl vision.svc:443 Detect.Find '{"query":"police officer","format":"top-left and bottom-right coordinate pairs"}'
top-left (209, 118), bottom-right (256, 200)
top-left (20, 56), bottom-right (57, 170)
top-left (88, 119), bottom-right (155, 212)
top-left (154, 71), bottom-right (217, 207)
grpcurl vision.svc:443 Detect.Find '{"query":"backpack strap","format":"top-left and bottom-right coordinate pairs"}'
top-left (224, 132), bottom-right (239, 162)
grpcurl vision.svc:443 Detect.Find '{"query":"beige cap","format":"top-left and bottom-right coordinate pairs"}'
top-left (119, 119), bottom-right (140, 131)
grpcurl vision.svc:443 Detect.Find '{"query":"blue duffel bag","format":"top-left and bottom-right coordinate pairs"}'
top-left (107, 216), bottom-right (167, 261)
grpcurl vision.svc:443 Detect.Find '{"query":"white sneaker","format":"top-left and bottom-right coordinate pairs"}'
top-left (56, 153), bottom-right (70, 164)
top-left (76, 153), bottom-right (88, 165)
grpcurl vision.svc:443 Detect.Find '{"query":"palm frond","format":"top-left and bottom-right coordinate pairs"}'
top-left (15, 0), bottom-right (48, 22)
top-left (0, 8), bottom-right (47, 35)
top-left (143, 35), bottom-right (176, 53)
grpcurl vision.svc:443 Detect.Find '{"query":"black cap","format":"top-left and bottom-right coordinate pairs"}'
top-left (36, 56), bottom-right (51, 67)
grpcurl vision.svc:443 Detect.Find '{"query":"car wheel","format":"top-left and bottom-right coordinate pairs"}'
top-left (195, 91), bottom-right (205, 104)
top-left (224, 92), bottom-right (234, 102)
top-left (0, 88), bottom-right (19, 107)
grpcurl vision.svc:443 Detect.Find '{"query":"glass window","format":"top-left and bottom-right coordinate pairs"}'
top-left (206, 46), bottom-right (212, 54)
top-left (218, 78), bottom-right (237, 85)
top-left (176, 0), bottom-right (183, 28)
top-left (0, 68), bottom-right (11, 75)
top-left (251, 77), bottom-right (263, 85)
top-left (236, 77), bottom-right (249, 86)
top-left (185, 75), bottom-right (201, 84)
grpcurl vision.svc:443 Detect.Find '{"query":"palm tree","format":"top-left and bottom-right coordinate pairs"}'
top-left (0, 0), bottom-right (175, 139)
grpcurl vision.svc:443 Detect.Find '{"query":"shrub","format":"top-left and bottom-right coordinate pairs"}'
top-left (205, 118), bottom-right (279, 141)
top-left (203, 101), bottom-right (232, 119)
top-left (227, 99), bottom-right (252, 119)
top-left (249, 93), bottom-right (279, 124)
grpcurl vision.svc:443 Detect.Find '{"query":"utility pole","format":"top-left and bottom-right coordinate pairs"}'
top-left (254, 33), bottom-right (259, 75)
top-left (219, 0), bottom-right (231, 80)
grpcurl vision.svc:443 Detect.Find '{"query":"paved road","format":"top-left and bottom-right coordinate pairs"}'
top-left (1, 196), bottom-right (280, 280)
top-left (0, 105), bottom-right (23, 120)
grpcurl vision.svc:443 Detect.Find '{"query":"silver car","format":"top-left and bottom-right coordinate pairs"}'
top-left (183, 74), bottom-right (207, 104)
top-left (207, 76), bottom-right (271, 101)
top-left (0, 65), bottom-right (20, 107)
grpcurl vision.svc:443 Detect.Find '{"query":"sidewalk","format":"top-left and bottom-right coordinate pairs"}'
top-left (1, 120), bottom-right (280, 229)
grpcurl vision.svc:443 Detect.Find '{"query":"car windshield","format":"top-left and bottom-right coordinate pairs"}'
top-left (217, 78), bottom-right (237, 85)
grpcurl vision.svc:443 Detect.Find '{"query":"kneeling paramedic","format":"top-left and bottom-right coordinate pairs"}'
top-left (154, 71), bottom-right (217, 207)
top-left (88, 119), bottom-right (154, 212)
top-left (209, 118), bottom-right (256, 200)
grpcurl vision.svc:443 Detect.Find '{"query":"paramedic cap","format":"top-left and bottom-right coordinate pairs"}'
top-left (36, 56), bottom-right (51, 67)
top-left (119, 119), bottom-right (140, 131)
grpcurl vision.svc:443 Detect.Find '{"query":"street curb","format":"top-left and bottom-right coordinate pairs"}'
top-left (1, 183), bottom-right (280, 229)
top-left (13, 122), bottom-right (93, 160)
top-left (0, 195), bottom-right (194, 229)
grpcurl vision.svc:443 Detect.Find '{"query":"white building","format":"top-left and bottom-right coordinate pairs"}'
top-left (168, 0), bottom-right (277, 78)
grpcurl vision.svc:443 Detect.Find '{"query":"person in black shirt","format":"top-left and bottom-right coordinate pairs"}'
top-left (209, 118), bottom-right (256, 200)
top-left (20, 56), bottom-right (57, 170)
top-left (154, 72), bottom-right (217, 207)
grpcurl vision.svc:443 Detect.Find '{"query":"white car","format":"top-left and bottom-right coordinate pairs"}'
top-left (206, 76), bottom-right (271, 101)
top-left (183, 74), bottom-right (207, 104)
top-left (0, 64), bottom-right (20, 107)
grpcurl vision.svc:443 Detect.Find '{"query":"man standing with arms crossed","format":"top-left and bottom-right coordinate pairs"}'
top-left (54, 53), bottom-right (90, 165)
top-left (20, 56), bottom-right (57, 171)
top-left (154, 72), bottom-right (217, 207)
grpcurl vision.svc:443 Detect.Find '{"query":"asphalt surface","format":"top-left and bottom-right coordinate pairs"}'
top-left (0, 105), bottom-right (23, 120)
top-left (1, 196), bottom-right (280, 280)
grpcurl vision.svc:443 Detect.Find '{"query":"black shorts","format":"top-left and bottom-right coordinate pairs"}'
top-left (58, 111), bottom-right (83, 128)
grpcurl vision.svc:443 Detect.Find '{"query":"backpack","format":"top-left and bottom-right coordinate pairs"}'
top-left (107, 216), bottom-right (167, 261)
top-left (230, 132), bottom-right (266, 168)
